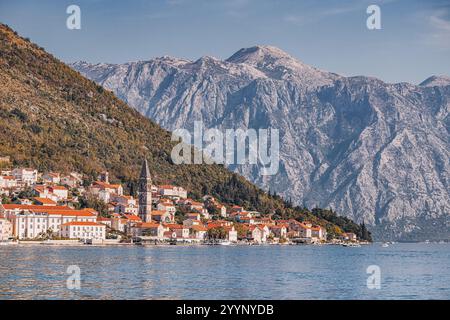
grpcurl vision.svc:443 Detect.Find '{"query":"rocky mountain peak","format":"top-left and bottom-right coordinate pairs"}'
top-left (419, 75), bottom-right (450, 87)
top-left (226, 45), bottom-right (297, 63)
top-left (226, 45), bottom-right (337, 84)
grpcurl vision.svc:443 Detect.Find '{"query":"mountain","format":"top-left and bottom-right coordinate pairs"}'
top-left (72, 45), bottom-right (450, 241)
top-left (0, 24), bottom-right (369, 238)
top-left (420, 75), bottom-right (450, 87)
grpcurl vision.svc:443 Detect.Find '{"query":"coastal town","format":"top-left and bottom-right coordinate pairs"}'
top-left (0, 156), bottom-right (359, 246)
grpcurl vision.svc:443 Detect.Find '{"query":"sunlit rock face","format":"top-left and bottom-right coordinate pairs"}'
top-left (72, 46), bottom-right (450, 240)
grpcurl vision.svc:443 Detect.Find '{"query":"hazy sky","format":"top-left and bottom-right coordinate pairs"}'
top-left (0, 0), bottom-right (449, 84)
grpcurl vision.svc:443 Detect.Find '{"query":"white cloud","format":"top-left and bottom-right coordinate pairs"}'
top-left (426, 9), bottom-right (450, 49)
top-left (282, 1), bottom-right (365, 26)
top-left (430, 10), bottom-right (450, 32)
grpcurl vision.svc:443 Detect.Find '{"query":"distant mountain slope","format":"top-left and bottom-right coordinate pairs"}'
top-left (0, 24), bottom-right (368, 238)
top-left (73, 46), bottom-right (450, 241)
top-left (420, 75), bottom-right (450, 87)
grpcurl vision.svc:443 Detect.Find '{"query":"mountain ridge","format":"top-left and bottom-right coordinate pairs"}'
top-left (72, 45), bottom-right (448, 87)
top-left (72, 46), bottom-right (450, 241)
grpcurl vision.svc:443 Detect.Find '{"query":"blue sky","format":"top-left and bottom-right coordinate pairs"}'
top-left (0, 0), bottom-right (449, 84)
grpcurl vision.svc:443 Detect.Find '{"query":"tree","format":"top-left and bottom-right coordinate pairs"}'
top-left (79, 195), bottom-right (109, 217)
top-left (207, 227), bottom-right (227, 240)
top-left (36, 228), bottom-right (54, 240)
top-left (1, 195), bottom-right (11, 204)
top-left (17, 187), bottom-right (34, 199)
top-left (206, 204), bottom-right (218, 216)
top-left (359, 222), bottom-right (372, 242)
top-left (175, 211), bottom-right (186, 224)
top-left (232, 223), bottom-right (247, 239)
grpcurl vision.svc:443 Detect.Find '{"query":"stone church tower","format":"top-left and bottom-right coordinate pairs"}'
top-left (138, 159), bottom-right (152, 222)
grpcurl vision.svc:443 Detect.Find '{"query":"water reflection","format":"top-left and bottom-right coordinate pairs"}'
top-left (0, 244), bottom-right (449, 299)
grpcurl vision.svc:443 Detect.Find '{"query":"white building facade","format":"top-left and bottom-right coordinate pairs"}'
top-left (0, 215), bottom-right (12, 241)
top-left (61, 222), bottom-right (106, 241)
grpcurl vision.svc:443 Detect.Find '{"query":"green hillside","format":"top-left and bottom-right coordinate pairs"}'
top-left (0, 23), bottom-right (371, 240)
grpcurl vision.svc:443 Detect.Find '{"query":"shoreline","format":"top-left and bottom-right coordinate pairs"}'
top-left (1, 241), bottom-right (447, 249)
top-left (0, 240), bottom-right (372, 247)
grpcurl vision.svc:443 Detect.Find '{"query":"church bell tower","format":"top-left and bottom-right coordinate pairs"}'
top-left (138, 159), bottom-right (152, 222)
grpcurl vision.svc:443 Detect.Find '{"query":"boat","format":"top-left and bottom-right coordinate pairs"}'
top-left (381, 243), bottom-right (389, 248)
top-left (219, 241), bottom-right (231, 246)
top-left (0, 241), bottom-right (18, 246)
top-left (342, 243), bottom-right (361, 247)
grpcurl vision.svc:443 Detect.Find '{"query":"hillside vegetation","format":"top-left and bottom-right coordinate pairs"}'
top-left (0, 23), bottom-right (371, 240)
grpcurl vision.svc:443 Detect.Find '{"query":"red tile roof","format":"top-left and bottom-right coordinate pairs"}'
top-left (137, 222), bottom-right (161, 228)
top-left (51, 186), bottom-right (67, 191)
top-left (124, 214), bottom-right (141, 221)
top-left (47, 210), bottom-right (96, 217)
top-left (33, 186), bottom-right (46, 193)
top-left (62, 221), bottom-right (104, 227)
top-left (1, 204), bottom-right (71, 211)
top-left (96, 217), bottom-right (111, 221)
top-left (159, 184), bottom-right (176, 189)
top-left (191, 225), bottom-right (207, 232)
top-left (33, 197), bottom-right (57, 205)
top-left (163, 223), bottom-right (185, 230)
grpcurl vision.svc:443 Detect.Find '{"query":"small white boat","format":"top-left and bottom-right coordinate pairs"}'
top-left (0, 241), bottom-right (18, 246)
top-left (219, 241), bottom-right (231, 246)
top-left (381, 243), bottom-right (389, 248)
top-left (342, 243), bottom-right (361, 247)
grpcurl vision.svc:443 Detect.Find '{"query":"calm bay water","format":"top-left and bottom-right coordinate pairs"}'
top-left (1, 243), bottom-right (449, 300)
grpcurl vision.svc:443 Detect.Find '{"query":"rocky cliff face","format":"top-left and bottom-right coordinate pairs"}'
top-left (72, 46), bottom-right (450, 240)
